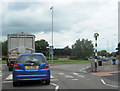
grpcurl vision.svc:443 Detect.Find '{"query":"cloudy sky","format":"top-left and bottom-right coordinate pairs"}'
top-left (1, 0), bottom-right (119, 52)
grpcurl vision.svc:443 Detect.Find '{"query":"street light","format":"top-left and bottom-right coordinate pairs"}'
top-left (50, 6), bottom-right (54, 64)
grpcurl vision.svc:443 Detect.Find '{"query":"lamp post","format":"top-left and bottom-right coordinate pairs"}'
top-left (50, 6), bottom-right (54, 64)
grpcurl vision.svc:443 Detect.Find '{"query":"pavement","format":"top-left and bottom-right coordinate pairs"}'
top-left (1, 62), bottom-right (119, 91)
top-left (89, 60), bottom-right (120, 90)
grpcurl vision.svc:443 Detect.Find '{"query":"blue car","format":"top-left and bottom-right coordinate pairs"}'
top-left (13, 53), bottom-right (50, 86)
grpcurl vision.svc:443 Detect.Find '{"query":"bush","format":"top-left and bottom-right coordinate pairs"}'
top-left (70, 56), bottom-right (77, 60)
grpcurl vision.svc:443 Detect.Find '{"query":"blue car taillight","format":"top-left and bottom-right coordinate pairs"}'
top-left (14, 63), bottom-right (19, 70)
top-left (44, 62), bottom-right (49, 69)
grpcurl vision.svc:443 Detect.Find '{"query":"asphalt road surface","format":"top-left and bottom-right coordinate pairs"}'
top-left (1, 63), bottom-right (119, 91)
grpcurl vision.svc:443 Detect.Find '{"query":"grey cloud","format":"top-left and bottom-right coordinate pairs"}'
top-left (6, 2), bottom-right (32, 11)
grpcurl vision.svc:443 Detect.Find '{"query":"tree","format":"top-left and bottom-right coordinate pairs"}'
top-left (110, 52), bottom-right (117, 57)
top-left (2, 40), bottom-right (8, 56)
top-left (54, 46), bottom-right (71, 56)
top-left (35, 39), bottom-right (49, 56)
top-left (97, 50), bottom-right (110, 57)
top-left (71, 39), bottom-right (94, 59)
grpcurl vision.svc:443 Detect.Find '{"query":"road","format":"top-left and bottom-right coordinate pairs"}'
top-left (1, 63), bottom-right (119, 91)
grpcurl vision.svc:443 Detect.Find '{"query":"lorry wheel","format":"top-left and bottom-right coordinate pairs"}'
top-left (13, 81), bottom-right (19, 87)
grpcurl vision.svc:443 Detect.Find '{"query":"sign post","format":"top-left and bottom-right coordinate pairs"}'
top-left (49, 46), bottom-right (54, 64)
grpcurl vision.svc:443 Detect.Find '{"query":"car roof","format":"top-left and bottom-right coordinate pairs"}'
top-left (19, 53), bottom-right (44, 56)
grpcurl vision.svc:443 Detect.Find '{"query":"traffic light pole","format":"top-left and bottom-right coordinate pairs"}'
top-left (94, 33), bottom-right (99, 72)
top-left (95, 38), bottom-right (98, 72)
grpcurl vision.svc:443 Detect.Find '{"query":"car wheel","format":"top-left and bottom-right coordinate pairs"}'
top-left (13, 81), bottom-right (19, 87)
top-left (45, 80), bottom-right (50, 85)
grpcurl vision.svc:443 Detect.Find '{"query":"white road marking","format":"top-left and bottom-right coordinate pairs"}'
top-left (87, 66), bottom-right (90, 68)
top-left (58, 73), bottom-right (64, 75)
top-left (79, 69), bottom-right (87, 73)
top-left (101, 79), bottom-right (105, 84)
top-left (55, 85), bottom-right (59, 91)
top-left (51, 79), bottom-right (58, 81)
top-left (50, 83), bottom-right (59, 91)
top-left (2, 81), bottom-right (13, 83)
top-left (5, 74), bottom-right (13, 80)
top-left (65, 75), bottom-right (74, 78)
top-left (71, 79), bottom-right (78, 80)
top-left (82, 68), bottom-right (84, 70)
top-left (73, 73), bottom-right (85, 78)
top-left (58, 73), bottom-right (74, 79)
top-left (101, 79), bottom-right (119, 88)
top-left (51, 75), bottom-right (54, 79)
top-left (86, 79), bottom-right (91, 80)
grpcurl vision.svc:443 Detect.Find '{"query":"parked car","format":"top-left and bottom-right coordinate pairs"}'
top-left (13, 53), bottom-right (50, 86)
top-left (102, 56), bottom-right (108, 61)
top-left (97, 56), bottom-right (103, 61)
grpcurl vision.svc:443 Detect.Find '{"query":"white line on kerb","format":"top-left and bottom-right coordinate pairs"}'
top-left (50, 83), bottom-right (59, 91)
top-left (101, 79), bottom-right (119, 88)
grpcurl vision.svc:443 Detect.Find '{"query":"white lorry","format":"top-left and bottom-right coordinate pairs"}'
top-left (7, 33), bottom-right (35, 71)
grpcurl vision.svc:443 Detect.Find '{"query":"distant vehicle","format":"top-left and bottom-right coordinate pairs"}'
top-left (7, 33), bottom-right (35, 71)
top-left (102, 56), bottom-right (108, 61)
top-left (97, 56), bottom-right (102, 61)
top-left (13, 53), bottom-right (50, 86)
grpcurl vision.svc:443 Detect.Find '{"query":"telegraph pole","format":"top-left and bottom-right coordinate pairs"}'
top-left (94, 33), bottom-right (99, 72)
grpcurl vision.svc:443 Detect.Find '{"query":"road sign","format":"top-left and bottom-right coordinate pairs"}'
top-left (49, 46), bottom-right (54, 55)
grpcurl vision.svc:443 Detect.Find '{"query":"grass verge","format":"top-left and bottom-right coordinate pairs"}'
top-left (0, 60), bottom-right (7, 64)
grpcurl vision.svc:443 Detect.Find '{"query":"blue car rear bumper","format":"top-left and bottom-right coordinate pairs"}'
top-left (13, 69), bottom-right (50, 81)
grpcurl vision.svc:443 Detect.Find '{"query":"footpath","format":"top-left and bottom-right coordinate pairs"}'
top-left (89, 60), bottom-right (120, 84)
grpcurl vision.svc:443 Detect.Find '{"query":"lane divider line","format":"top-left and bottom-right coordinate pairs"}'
top-left (50, 83), bottom-right (59, 91)
top-left (101, 79), bottom-right (119, 88)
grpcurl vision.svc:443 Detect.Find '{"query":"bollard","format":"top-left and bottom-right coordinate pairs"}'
top-left (112, 59), bottom-right (116, 65)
